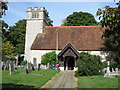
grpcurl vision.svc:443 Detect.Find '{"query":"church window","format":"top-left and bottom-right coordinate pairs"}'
top-left (32, 12), bottom-right (39, 18)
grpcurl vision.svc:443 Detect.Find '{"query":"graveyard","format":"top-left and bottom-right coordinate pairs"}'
top-left (2, 68), bottom-right (60, 89)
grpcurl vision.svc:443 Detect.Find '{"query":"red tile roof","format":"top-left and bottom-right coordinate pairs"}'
top-left (31, 26), bottom-right (105, 50)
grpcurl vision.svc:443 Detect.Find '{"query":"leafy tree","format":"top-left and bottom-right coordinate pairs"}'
top-left (7, 19), bottom-right (26, 55)
top-left (0, 0), bottom-right (8, 18)
top-left (41, 51), bottom-right (57, 65)
top-left (76, 52), bottom-right (102, 76)
top-left (0, 20), bottom-right (9, 42)
top-left (96, 2), bottom-right (120, 65)
top-left (61, 12), bottom-right (97, 26)
top-left (2, 41), bottom-right (15, 56)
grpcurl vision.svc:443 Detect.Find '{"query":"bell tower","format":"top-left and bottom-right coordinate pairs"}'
top-left (24, 7), bottom-right (52, 62)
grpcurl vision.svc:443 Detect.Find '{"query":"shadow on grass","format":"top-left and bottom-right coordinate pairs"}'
top-left (1, 83), bottom-right (38, 90)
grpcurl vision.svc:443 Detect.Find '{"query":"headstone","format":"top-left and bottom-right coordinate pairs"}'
top-left (115, 68), bottom-right (118, 74)
top-left (1, 61), bottom-right (4, 70)
top-left (27, 63), bottom-right (32, 72)
top-left (102, 68), bottom-right (107, 74)
top-left (112, 68), bottom-right (115, 73)
top-left (9, 61), bottom-right (14, 75)
top-left (31, 64), bottom-right (35, 71)
top-left (38, 64), bottom-right (41, 71)
top-left (4, 61), bottom-right (9, 70)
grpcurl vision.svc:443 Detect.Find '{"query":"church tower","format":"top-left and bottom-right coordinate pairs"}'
top-left (24, 7), bottom-right (52, 63)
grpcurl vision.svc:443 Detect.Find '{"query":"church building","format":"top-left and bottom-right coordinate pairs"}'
top-left (24, 7), bottom-right (109, 70)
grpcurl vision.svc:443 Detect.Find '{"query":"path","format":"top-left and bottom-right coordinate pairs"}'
top-left (41, 70), bottom-right (77, 88)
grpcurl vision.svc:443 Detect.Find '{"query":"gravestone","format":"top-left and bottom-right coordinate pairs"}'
top-left (9, 61), bottom-right (14, 75)
top-left (112, 68), bottom-right (115, 73)
top-left (4, 61), bottom-right (9, 70)
top-left (31, 64), bottom-right (35, 71)
top-left (38, 64), bottom-right (41, 71)
top-left (102, 68), bottom-right (107, 74)
top-left (115, 68), bottom-right (118, 74)
top-left (27, 63), bottom-right (32, 72)
top-left (1, 61), bottom-right (4, 70)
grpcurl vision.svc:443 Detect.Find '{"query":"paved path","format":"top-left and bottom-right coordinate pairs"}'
top-left (41, 70), bottom-right (77, 88)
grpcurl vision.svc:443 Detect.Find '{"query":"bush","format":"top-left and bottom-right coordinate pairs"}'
top-left (76, 52), bottom-right (102, 76)
top-left (21, 60), bottom-right (27, 65)
top-left (110, 60), bottom-right (120, 69)
top-left (41, 51), bottom-right (58, 65)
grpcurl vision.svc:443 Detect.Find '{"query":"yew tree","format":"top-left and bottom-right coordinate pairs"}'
top-left (61, 12), bottom-right (97, 26)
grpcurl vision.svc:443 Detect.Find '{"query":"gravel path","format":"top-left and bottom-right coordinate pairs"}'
top-left (51, 70), bottom-right (76, 88)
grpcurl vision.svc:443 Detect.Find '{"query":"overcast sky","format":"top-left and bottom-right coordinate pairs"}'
top-left (2, 1), bottom-right (117, 26)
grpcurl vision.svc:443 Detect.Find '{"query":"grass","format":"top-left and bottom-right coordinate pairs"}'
top-left (1, 68), bottom-right (60, 89)
top-left (77, 75), bottom-right (119, 88)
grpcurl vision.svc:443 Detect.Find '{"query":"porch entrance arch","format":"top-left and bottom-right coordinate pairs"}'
top-left (58, 43), bottom-right (79, 70)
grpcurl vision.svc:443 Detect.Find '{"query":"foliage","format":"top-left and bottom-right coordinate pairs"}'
top-left (110, 60), bottom-right (120, 69)
top-left (0, 20), bottom-right (9, 40)
top-left (41, 51), bottom-right (57, 65)
top-left (2, 68), bottom-right (60, 88)
top-left (61, 12), bottom-right (97, 26)
top-left (7, 19), bottom-right (26, 55)
top-left (96, 2), bottom-right (120, 64)
top-left (76, 52), bottom-right (102, 76)
top-left (0, 0), bottom-right (8, 18)
top-left (20, 60), bottom-right (27, 65)
top-left (77, 75), bottom-right (118, 88)
top-left (2, 41), bottom-right (15, 56)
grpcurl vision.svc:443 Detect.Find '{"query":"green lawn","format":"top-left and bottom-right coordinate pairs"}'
top-left (77, 75), bottom-right (119, 88)
top-left (1, 68), bottom-right (60, 89)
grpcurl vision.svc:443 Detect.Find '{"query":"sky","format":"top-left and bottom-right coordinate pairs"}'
top-left (2, 1), bottom-right (117, 26)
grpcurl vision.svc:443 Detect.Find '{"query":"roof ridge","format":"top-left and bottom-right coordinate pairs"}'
top-left (45, 26), bottom-right (100, 28)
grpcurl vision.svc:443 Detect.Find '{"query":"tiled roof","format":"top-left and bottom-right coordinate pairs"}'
top-left (31, 26), bottom-right (105, 50)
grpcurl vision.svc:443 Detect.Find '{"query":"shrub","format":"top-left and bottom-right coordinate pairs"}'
top-left (76, 52), bottom-right (102, 76)
top-left (41, 51), bottom-right (58, 65)
top-left (21, 60), bottom-right (27, 65)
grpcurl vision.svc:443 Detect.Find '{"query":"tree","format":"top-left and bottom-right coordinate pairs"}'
top-left (7, 19), bottom-right (26, 55)
top-left (96, 2), bottom-right (120, 64)
top-left (61, 12), bottom-right (97, 26)
top-left (0, 0), bottom-right (8, 18)
top-left (2, 41), bottom-right (15, 56)
top-left (0, 20), bottom-right (9, 42)
top-left (41, 51), bottom-right (57, 65)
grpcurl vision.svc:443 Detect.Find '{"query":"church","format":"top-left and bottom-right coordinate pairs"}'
top-left (24, 7), bottom-right (109, 70)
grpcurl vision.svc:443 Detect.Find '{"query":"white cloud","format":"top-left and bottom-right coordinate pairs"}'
top-left (7, 0), bottom-right (119, 2)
